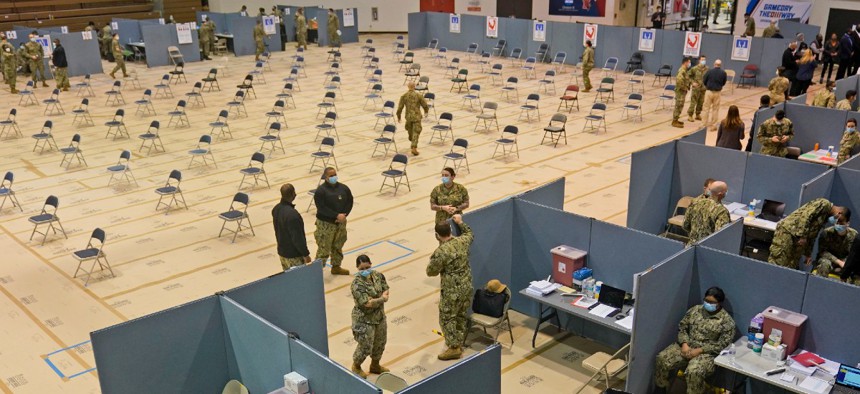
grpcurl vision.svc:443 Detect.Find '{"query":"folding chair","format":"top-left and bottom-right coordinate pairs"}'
top-left (444, 57), bottom-right (461, 78)
top-left (107, 150), bottom-right (138, 187)
top-left (71, 99), bottom-right (94, 127)
top-left (433, 47), bottom-right (448, 66)
top-left (470, 286), bottom-right (515, 345)
top-left (179, 82), bottom-right (205, 110)
top-left (491, 39), bottom-right (507, 57)
top-left (306, 172), bottom-right (326, 212)
top-left (123, 69), bottom-right (141, 90)
top-left (657, 85), bottom-right (676, 110)
top-left (425, 38), bottom-right (439, 56)
top-left (362, 48), bottom-right (377, 67)
top-left (259, 122), bottom-right (286, 157)
top-left (539, 70), bottom-right (557, 94)
top-left (462, 84), bottom-right (481, 111)
top-left (218, 193), bottom-right (255, 243)
top-left (404, 63), bottom-right (421, 85)
top-left (154, 74), bottom-right (174, 99)
top-left (138, 120), bottom-right (164, 154)
top-left (623, 69), bottom-right (646, 95)
top-left (450, 69), bottom-right (468, 93)
top-left (521, 57), bottom-right (537, 79)
top-left (551, 51), bottom-right (567, 73)
top-left (292, 56), bottom-right (307, 78)
top-left (474, 102), bottom-right (499, 133)
top-left (315, 112), bottom-right (339, 141)
top-left (59, 134), bottom-right (87, 169)
top-left (601, 57), bottom-right (619, 78)
top-left (188, 135), bottom-right (217, 168)
top-left (508, 47), bottom-right (523, 66)
top-left (43, 89), bottom-right (64, 115)
top-left (362, 58), bottom-right (378, 78)
top-left (625, 52), bottom-right (643, 73)
top-left (238, 152), bottom-right (270, 190)
top-left (414, 76), bottom-right (430, 94)
top-left (392, 43), bottom-right (405, 60)
top-left (653, 64), bottom-right (673, 87)
top-left (0, 171), bottom-right (23, 212)
top-left (248, 61), bottom-right (267, 85)
top-left (324, 75), bottom-right (342, 97)
top-left (361, 38), bottom-right (375, 56)
top-left (104, 80), bottom-right (125, 106)
top-left (226, 90), bottom-right (247, 118)
top-left (366, 69), bottom-right (383, 91)
top-left (327, 49), bottom-right (341, 63)
top-left (201, 68), bottom-right (220, 92)
top-left (28, 195), bottom-right (67, 245)
top-left (399, 51), bottom-right (415, 71)
top-left (214, 38), bottom-right (228, 56)
top-left (574, 343), bottom-right (631, 394)
top-left (283, 68), bottom-right (301, 92)
top-left (169, 62), bottom-right (187, 84)
top-left (380, 154), bottom-right (410, 195)
top-left (621, 93), bottom-right (644, 122)
top-left (132, 45), bottom-right (145, 63)
top-left (18, 81), bottom-right (37, 106)
top-left (594, 77), bottom-right (615, 103)
top-left (725, 69), bottom-right (737, 94)
top-left (519, 94), bottom-right (541, 122)
top-left (500, 77), bottom-right (519, 103)
top-left (168, 46), bottom-right (185, 66)
top-left (738, 64), bottom-right (758, 88)
top-left (465, 43), bottom-right (479, 62)
top-left (0, 109), bottom-right (23, 138)
top-left (493, 125), bottom-right (519, 159)
top-left (236, 74), bottom-right (256, 99)
top-left (375, 101), bottom-right (396, 129)
top-left (276, 83), bottom-right (297, 109)
top-left (430, 112), bottom-right (454, 144)
top-left (134, 89), bottom-right (156, 116)
top-left (260, 51), bottom-right (273, 71)
top-left (442, 138), bottom-right (470, 174)
top-left (167, 100), bottom-right (190, 128)
top-left (264, 100), bottom-right (288, 129)
top-left (489, 63), bottom-right (504, 86)
top-left (206, 110), bottom-right (231, 141)
top-left (310, 137), bottom-right (337, 172)
top-left (74, 74), bottom-right (95, 97)
top-left (375, 373), bottom-right (408, 392)
top-left (316, 91), bottom-right (337, 118)
top-left (70, 228), bottom-right (111, 286)
top-left (583, 103), bottom-right (608, 134)
top-left (364, 84), bottom-right (384, 110)
top-left (372, 124), bottom-right (398, 159)
top-left (104, 109), bottom-right (129, 140)
top-left (155, 170), bottom-right (188, 214)
top-left (478, 52), bottom-right (492, 73)
top-left (535, 43), bottom-right (550, 63)
top-left (542, 113), bottom-right (568, 147)
top-left (32, 121), bottom-right (59, 153)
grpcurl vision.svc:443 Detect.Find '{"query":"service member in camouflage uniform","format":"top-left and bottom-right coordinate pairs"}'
top-left (314, 167), bottom-right (353, 275)
top-left (1, 33), bottom-right (17, 93)
top-left (812, 81), bottom-right (836, 108)
top-left (672, 57), bottom-right (692, 128)
top-left (296, 8), bottom-right (308, 50)
top-left (697, 178), bottom-right (716, 200)
top-left (17, 43), bottom-right (30, 75)
top-left (838, 118), bottom-right (859, 164)
top-left (757, 110), bottom-right (793, 157)
top-left (51, 39), bottom-right (70, 91)
top-left (769, 198), bottom-right (844, 269)
top-left (768, 67), bottom-right (790, 105)
top-left (582, 40), bottom-right (595, 92)
top-left (683, 181), bottom-right (730, 245)
top-left (109, 33), bottom-right (127, 79)
top-left (763, 19), bottom-right (778, 38)
top-left (253, 20), bottom-right (265, 61)
top-left (101, 23), bottom-right (113, 60)
top-left (430, 167), bottom-right (470, 224)
top-left (26, 33), bottom-right (48, 87)
top-left (836, 90), bottom-right (856, 111)
top-left (199, 20), bottom-right (213, 60)
top-left (396, 82), bottom-right (429, 155)
top-left (350, 254), bottom-right (390, 379)
top-left (654, 287), bottom-right (735, 394)
top-left (743, 13), bottom-right (756, 37)
top-left (272, 184), bottom-right (311, 270)
top-left (327, 8), bottom-right (340, 47)
top-left (427, 214), bottom-right (474, 361)
top-left (815, 209), bottom-right (857, 278)
top-left (687, 56), bottom-right (708, 122)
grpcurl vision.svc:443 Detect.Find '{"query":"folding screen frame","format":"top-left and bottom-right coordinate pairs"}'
top-left (397, 344), bottom-right (502, 394)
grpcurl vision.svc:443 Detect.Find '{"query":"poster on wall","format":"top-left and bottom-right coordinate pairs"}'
top-left (176, 23), bottom-right (193, 44)
top-left (731, 36), bottom-right (752, 61)
top-left (450, 14), bottom-right (461, 33)
top-left (81, 31), bottom-right (93, 40)
top-left (35, 35), bottom-right (52, 57)
top-left (683, 31), bottom-right (702, 57)
top-left (263, 16), bottom-right (276, 34)
top-left (746, 0), bottom-right (811, 25)
top-left (638, 28), bottom-right (656, 52)
top-left (549, 0), bottom-right (606, 17)
top-left (533, 21), bottom-right (547, 42)
top-left (6, 31), bottom-right (16, 40)
top-left (486, 16), bottom-right (498, 38)
top-left (343, 8), bottom-right (355, 27)
top-left (583, 23), bottom-right (598, 46)
top-left (60, 26), bottom-right (68, 34)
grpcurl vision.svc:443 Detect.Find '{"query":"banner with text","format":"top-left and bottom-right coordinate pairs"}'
top-left (450, 14), bottom-right (461, 33)
top-left (639, 28), bottom-right (656, 52)
top-left (747, 0), bottom-right (811, 25)
top-left (549, 0), bottom-right (606, 17)
top-left (683, 31), bottom-right (702, 57)
top-left (583, 23), bottom-right (598, 47)
top-left (533, 21), bottom-right (547, 42)
top-left (486, 16), bottom-right (498, 38)
top-left (731, 36), bottom-right (752, 61)
top-left (176, 23), bottom-right (193, 44)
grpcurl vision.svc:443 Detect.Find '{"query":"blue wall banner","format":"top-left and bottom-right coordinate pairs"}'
top-left (549, 0), bottom-right (606, 17)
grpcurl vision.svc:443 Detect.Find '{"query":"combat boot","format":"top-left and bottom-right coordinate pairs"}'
top-left (671, 120), bottom-right (684, 128)
top-left (351, 362), bottom-right (368, 379)
top-left (411, 148), bottom-right (420, 156)
top-left (695, 114), bottom-right (702, 120)
top-left (109, 72), bottom-right (115, 79)
top-left (331, 266), bottom-right (350, 275)
top-left (687, 115), bottom-right (694, 122)
top-left (369, 359), bottom-right (389, 374)
top-left (41, 81), bottom-right (48, 87)
top-left (10, 88), bottom-right (18, 94)
top-left (62, 87), bottom-right (69, 92)
top-left (437, 346), bottom-right (462, 360)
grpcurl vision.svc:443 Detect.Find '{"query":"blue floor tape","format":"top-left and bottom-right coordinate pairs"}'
top-left (44, 340), bottom-right (96, 380)
top-left (324, 240), bottom-right (415, 268)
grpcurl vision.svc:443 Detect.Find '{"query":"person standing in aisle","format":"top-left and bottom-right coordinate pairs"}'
top-left (199, 19), bottom-right (213, 61)
top-left (1, 33), bottom-right (17, 94)
top-left (672, 57), bottom-right (692, 128)
top-left (836, 28), bottom-right (853, 80)
top-left (101, 22), bottom-right (112, 60)
top-left (582, 40), bottom-right (595, 92)
top-left (768, 67), bottom-right (790, 105)
top-left (314, 167), bottom-right (353, 276)
top-left (327, 8), bottom-right (340, 47)
top-left (350, 254), bottom-right (390, 379)
top-left (207, 17), bottom-right (217, 55)
top-left (109, 33), bottom-right (127, 79)
top-left (253, 19), bottom-right (265, 61)
top-left (396, 81), bottom-right (429, 156)
top-left (51, 39), bottom-right (70, 91)
top-left (701, 59), bottom-right (727, 131)
top-left (821, 33), bottom-right (839, 83)
top-left (651, 5), bottom-right (666, 29)
top-left (686, 55), bottom-right (708, 123)
top-left (272, 183), bottom-right (311, 270)
top-left (430, 167), bottom-right (470, 224)
top-left (26, 32), bottom-right (48, 87)
top-left (715, 106), bottom-right (745, 150)
top-left (296, 8), bottom-right (308, 50)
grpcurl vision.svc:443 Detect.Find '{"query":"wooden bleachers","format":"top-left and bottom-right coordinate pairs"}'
top-left (0, 0), bottom-right (163, 32)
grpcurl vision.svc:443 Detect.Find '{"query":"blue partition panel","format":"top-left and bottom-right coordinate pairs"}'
top-left (723, 37), bottom-right (765, 84)
top-left (511, 200), bottom-right (591, 316)
top-left (197, 11), bottom-right (227, 33)
top-left (694, 247), bottom-right (807, 335)
top-left (785, 103), bottom-right (848, 152)
top-left (672, 141), bottom-right (747, 208)
top-left (142, 24), bottom-right (201, 67)
top-left (316, 9), bottom-right (358, 47)
top-left (760, 38), bottom-right (793, 87)
top-left (682, 127), bottom-right (707, 145)
top-left (843, 154), bottom-right (860, 171)
top-left (700, 32), bottom-right (730, 64)
top-left (596, 25), bottom-right (634, 70)
top-left (830, 168), bottom-right (860, 232)
top-left (800, 170), bottom-right (835, 206)
top-left (546, 21), bottom-right (582, 67)
top-left (226, 14), bottom-right (258, 57)
top-left (659, 30), bottom-right (687, 76)
top-left (288, 338), bottom-right (381, 394)
top-left (221, 297), bottom-right (292, 394)
top-left (790, 93), bottom-right (807, 104)
top-left (742, 152), bottom-right (826, 213)
top-left (56, 32), bottom-right (103, 77)
top-left (516, 177), bottom-right (565, 209)
top-left (224, 261), bottom-right (329, 355)
top-left (279, 7), bottom-right (297, 43)
top-left (636, 28), bottom-right (669, 74)
top-left (465, 200), bottom-right (514, 306)
top-left (408, 12), bottom-right (428, 50)
top-left (113, 20), bottom-right (143, 45)
top-left (495, 17), bottom-right (530, 59)
top-left (589, 220), bottom-right (684, 292)
top-left (800, 276), bottom-right (860, 364)
top-left (627, 140), bottom-right (676, 234)
top-left (627, 248), bottom-right (695, 394)
top-left (697, 219), bottom-right (743, 253)
top-left (778, 21), bottom-right (821, 45)
top-left (750, 102), bottom-right (785, 153)
top-left (458, 14), bottom-right (485, 53)
top-left (835, 75), bottom-right (859, 111)
top-left (399, 344), bottom-right (502, 394)
top-left (91, 296), bottom-right (230, 394)
top-left (425, 12), bottom-right (453, 52)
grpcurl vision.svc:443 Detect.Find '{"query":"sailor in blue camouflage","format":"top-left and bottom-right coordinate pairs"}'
top-left (815, 211), bottom-right (857, 278)
top-left (769, 198), bottom-right (844, 269)
top-left (682, 181), bottom-right (730, 245)
top-left (427, 214), bottom-right (473, 361)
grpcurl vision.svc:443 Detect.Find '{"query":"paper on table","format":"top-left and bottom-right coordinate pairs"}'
top-left (795, 351), bottom-right (840, 376)
top-left (572, 297), bottom-right (599, 308)
top-left (779, 373), bottom-right (795, 383)
top-left (615, 314), bottom-right (634, 329)
top-left (588, 304), bottom-right (617, 318)
top-left (797, 376), bottom-right (830, 394)
top-left (724, 202), bottom-right (747, 213)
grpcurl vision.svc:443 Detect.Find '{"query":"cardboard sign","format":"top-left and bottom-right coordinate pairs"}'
top-left (533, 20), bottom-right (546, 42)
top-left (639, 28), bottom-right (656, 52)
top-left (584, 23), bottom-right (598, 46)
top-left (683, 31), bottom-right (702, 57)
top-left (486, 16), bottom-right (498, 38)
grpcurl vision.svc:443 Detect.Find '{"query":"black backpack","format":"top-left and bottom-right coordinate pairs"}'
top-left (472, 289), bottom-right (507, 318)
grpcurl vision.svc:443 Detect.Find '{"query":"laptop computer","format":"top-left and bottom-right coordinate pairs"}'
top-left (757, 199), bottom-right (786, 222)
top-left (834, 364), bottom-right (860, 394)
top-left (597, 284), bottom-right (626, 312)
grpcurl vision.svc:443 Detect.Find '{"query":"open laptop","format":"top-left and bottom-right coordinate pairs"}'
top-left (757, 199), bottom-right (786, 222)
top-left (834, 364), bottom-right (860, 394)
top-left (597, 284), bottom-right (626, 314)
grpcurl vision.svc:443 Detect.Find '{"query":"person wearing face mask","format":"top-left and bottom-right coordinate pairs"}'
top-left (350, 254), bottom-right (390, 379)
top-left (25, 32), bottom-right (48, 87)
top-left (109, 33), bottom-right (127, 79)
top-left (397, 81), bottom-right (429, 156)
top-left (51, 39), bottom-right (69, 91)
top-left (654, 286), bottom-right (735, 394)
top-left (683, 181), bottom-right (730, 245)
top-left (671, 57), bottom-right (692, 128)
top-left (757, 110), bottom-right (793, 157)
top-left (836, 89), bottom-right (856, 111)
top-left (686, 56), bottom-right (708, 123)
top-left (582, 40), bottom-right (595, 92)
top-left (812, 80), bottom-right (836, 108)
top-left (769, 198), bottom-right (845, 269)
top-left (698, 178), bottom-right (715, 199)
top-left (815, 209), bottom-right (856, 278)
top-left (272, 183), bottom-right (311, 270)
top-left (762, 18), bottom-right (777, 38)
top-left (1, 33), bottom-right (17, 94)
top-left (822, 33), bottom-right (839, 83)
top-left (314, 167), bottom-right (353, 275)
top-left (768, 67), bottom-right (790, 105)
top-left (430, 167), bottom-right (469, 224)
top-left (327, 8), bottom-right (340, 47)
top-left (427, 214), bottom-right (473, 361)
top-left (838, 118), bottom-right (860, 164)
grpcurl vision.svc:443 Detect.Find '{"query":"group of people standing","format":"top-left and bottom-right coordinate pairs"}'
top-left (1, 31), bottom-right (70, 94)
top-left (670, 55), bottom-right (728, 131)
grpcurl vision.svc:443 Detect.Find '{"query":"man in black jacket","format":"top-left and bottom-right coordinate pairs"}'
top-left (852, 26), bottom-right (860, 75)
top-left (782, 42), bottom-right (798, 96)
top-left (51, 38), bottom-right (70, 91)
top-left (837, 28), bottom-right (854, 80)
top-left (272, 183), bottom-right (311, 270)
top-left (314, 167), bottom-right (354, 275)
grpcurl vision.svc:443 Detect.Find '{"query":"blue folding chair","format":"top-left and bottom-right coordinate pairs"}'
top-left (32, 120), bottom-right (59, 153)
top-left (28, 195), bottom-right (67, 245)
top-left (188, 135), bottom-right (217, 168)
top-left (380, 154), bottom-right (410, 195)
top-left (218, 193), bottom-right (255, 243)
top-left (259, 122), bottom-right (286, 157)
top-left (0, 171), bottom-right (23, 212)
top-left (238, 152), bottom-right (270, 190)
top-left (310, 137), bottom-right (337, 172)
top-left (442, 138), bottom-right (470, 174)
top-left (155, 170), bottom-right (188, 214)
top-left (138, 120), bottom-right (164, 155)
top-left (107, 150), bottom-right (138, 187)
top-left (59, 134), bottom-right (87, 168)
top-left (372, 124), bottom-right (398, 159)
top-left (72, 228), bottom-right (112, 286)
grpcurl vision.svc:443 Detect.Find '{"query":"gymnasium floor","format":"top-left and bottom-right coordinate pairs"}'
top-left (0, 34), bottom-right (771, 393)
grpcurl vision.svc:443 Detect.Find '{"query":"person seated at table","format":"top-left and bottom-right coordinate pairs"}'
top-left (698, 178), bottom-right (715, 200)
top-left (838, 233), bottom-right (860, 284)
top-left (769, 198), bottom-right (845, 269)
top-left (838, 118), bottom-right (859, 164)
top-left (654, 286), bottom-right (735, 394)
top-left (812, 80), bottom-right (836, 108)
top-left (815, 208), bottom-right (856, 278)
top-left (757, 110), bottom-right (793, 157)
top-left (683, 181), bottom-right (730, 245)
top-left (836, 89), bottom-right (856, 111)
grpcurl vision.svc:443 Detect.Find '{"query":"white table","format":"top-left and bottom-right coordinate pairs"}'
top-left (724, 202), bottom-right (779, 231)
top-left (799, 149), bottom-right (838, 166)
top-left (127, 42), bottom-right (145, 49)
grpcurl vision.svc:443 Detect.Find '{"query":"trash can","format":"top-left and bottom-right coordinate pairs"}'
top-left (551, 245), bottom-right (587, 287)
top-left (762, 306), bottom-right (808, 355)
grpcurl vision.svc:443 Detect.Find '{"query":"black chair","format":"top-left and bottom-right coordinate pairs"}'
top-left (652, 64), bottom-right (673, 87)
top-left (625, 52), bottom-right (643, 73)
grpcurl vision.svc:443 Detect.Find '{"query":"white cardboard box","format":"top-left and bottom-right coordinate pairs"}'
top-left (284, 372), bottom-right (309, 394)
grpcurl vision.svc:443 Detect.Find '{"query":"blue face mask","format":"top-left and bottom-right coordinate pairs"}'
top-left (441, 176), bottom-right (451, 184)
top-left (703, 302), bottom-right (718, 313)
top-left (327, 176), bottom-right (338, 185)
top-left (848, 127), bottom-right (856, 133)
top-left (30, 38), bottom-right (36, 42)
top-left (828, 216), bottom-right (838, 225)
top-left (704, 189), bottom-right (712, 197)
top-left (358, 269), bottom-right (372, 277)
top-left (835, 224), bottom-right (847, 234)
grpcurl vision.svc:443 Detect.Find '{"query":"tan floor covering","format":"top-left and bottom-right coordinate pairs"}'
top-left (0, 34), bottom-right (772, 393)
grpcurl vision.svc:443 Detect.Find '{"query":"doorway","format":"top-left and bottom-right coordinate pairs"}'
top-left (497, 0), bottom-right (532, 19)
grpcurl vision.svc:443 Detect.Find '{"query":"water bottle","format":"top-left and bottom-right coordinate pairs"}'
top-left (595, 281), bottom-right (603, 300)
top-left (748, 199), bottom-right (757, 217)
top-left (828, 145), bottom-right (834, 158)
top-left (729, 343), bottom-right (736, 362)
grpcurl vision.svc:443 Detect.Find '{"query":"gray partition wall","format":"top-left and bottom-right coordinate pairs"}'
top-left (516, 177), bottom-right (565, 209)
top-left (399, 344), bottom-right (502, 394)
top-left (627, 140), bottom-right (676, 234)
top-left (800, 276), bottom-right (860, 364)
top-left (835, 75), bottom-right (859, 111)
top-left (408, 12), bottom-right (428, 50)
top-left (696, 219), bottom-right (743, 253)
top-left (112, 19), bottom-right (144, 45)
top-left (800, 170), bottom-right (835, 206)
top-left (671, 141), bottom-right (747, 209)
top-left (741, 152), bottom-right (827, 213)
top-left (197, 11), bottom-right (229, 34)
top-left (830, 168), bottom-right (860, 232)
top-left (224, 261), bottom-right (329, 355)
top-left (465, 200), bottom-right (514, 303)
top-left (142, 24), bottom-right (201, 67)
top-left (778, 20), bottom-right (822, 44)
top-left (749, 102), bottom-right (785, 153)
top-left (226, 14), bottom-right (259, 57)
top-left (53, 32), bottom-right (103, 77)
top-left (315, 8), bottom-right (359, 47)
top-left (682, 128), bottom-right (708, 145)
top-left (288, 338), bottom-right (381, 394)
top-left (784, 103), bottom-right (848, 152)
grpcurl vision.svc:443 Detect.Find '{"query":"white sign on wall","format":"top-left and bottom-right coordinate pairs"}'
top-left (111, 22), bottom-right (118, 30)
top-left (81, 31), bottom-right (93, 40)
top-left (638, 28), bottom-right (656, 52)
top-left (263, 16), bottom-right (276, 34)
top-left (158, 18), bottom-right (165, 25)
top-left (35, 35), bottom-right (52, 57)
top-left (731, 36), bottom-right (752, 61)
top-left (583, 23), bottom-right (598, 47)
top-left (750, 0), bottom-right (812, 25)
top-left (683, 31), bottom-right (702, 57)
top-left (60, 26), bottom-right (68, 34)
top-left (343, 8), bottom-right (355, 27)
top-left (176, 23), bottom-right (193, 44)
top-left (533, 20), bottom-right (546, 42)
top-left (449, 14), bottom-right (461, 33)
top-left (486, 16), bottom-right (498, 38)
top-left (6, 31), bottom-right (16, 40)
